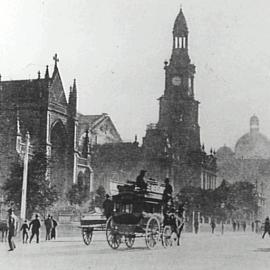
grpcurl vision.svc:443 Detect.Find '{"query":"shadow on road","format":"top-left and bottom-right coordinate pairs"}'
top-left (254, 248), bottom-right (270, 252)
top-left (48, 240), bottom-right (82, 243)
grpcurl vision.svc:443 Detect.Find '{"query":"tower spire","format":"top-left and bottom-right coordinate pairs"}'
top-left (173, 7), bottom-right (188, 50)
top-left (45, 65), bottom-right (49, 79)
top-left (73, 79), bottom-right (77, 96)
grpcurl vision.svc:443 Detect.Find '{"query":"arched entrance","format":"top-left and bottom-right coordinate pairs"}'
top-left (77, 168), bottom-right (91, 191)
top-left (50, 121), bottom-right (68, 193)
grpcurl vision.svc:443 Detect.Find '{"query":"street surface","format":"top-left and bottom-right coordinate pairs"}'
top-left (0, 228), bottom-right (270, 270)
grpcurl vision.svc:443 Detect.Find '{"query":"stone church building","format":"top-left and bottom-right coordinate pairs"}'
top-left (0, 55), bottom-right (121, 196)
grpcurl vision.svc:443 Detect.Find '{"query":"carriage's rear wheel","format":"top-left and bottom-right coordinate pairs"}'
top-left (145, 216), bottom-right (160, 249)
top-left (162, 225), bottom-right (173, 248)
top-left (82, 228), bottom-right (93, 245)
top-left (125, 235), bottom-right (135, 248)
top-left (106, 217), bottom-right (121, 249)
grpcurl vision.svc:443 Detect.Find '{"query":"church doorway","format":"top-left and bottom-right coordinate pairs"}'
top-left (50, 121), bottom-right (68, 193)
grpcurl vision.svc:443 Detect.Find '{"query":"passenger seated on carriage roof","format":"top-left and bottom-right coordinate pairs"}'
top-left (136, 170), bottom-right (148, 191)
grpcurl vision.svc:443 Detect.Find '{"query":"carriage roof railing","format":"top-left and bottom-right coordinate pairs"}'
top-left (115, 178), bottom-right (165, 203)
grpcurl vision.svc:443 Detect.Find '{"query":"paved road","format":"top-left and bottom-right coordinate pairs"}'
top-left (1, 231), bottom-right (270, 270)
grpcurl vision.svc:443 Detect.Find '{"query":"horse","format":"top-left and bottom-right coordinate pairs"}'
top-left (0, 220), bottom-right (8, 242)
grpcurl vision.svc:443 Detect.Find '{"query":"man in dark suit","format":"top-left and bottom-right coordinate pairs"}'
top-left (29, 214), bottom-right (41, 243)
top-left (136, 170), bottom-right (148, 191)
top-left (7, 208), bottom-right (18, 251)
top-left (102, 194), bottom-right (114, 219)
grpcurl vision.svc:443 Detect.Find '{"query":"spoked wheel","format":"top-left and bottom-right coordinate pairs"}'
top-left (106, 216), bottom-right (121, 249)
top-left (82, 228), bottom-right (93, 246)
top-left (145, 216), bottom-right (160, 249)
top-left (162, 225), bottom-right (173, 248)
top-left (125, 235), bottom-right (135, 248)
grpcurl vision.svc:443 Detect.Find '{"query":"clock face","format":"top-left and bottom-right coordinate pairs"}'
top-left (172, 76), bottom-right (181, 86)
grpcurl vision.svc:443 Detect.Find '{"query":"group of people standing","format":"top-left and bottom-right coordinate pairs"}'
top-left (232, 220), bottom-right (247, 232)
top-left (6, 208), bottom-right (58, 251)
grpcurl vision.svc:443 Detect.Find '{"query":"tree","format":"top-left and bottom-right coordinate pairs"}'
top-left (66, 183), bottom-right (89, 206)
top-left (177, 180), bottom-right (258, 221)
top-left (93, 185), bottom-right (106, 208)
top-left (3, 149), bottom-right (59, 218)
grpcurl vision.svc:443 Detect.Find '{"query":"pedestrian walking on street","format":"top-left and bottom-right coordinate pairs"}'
top-left (102, 194), bottom-right (114, 219)
top-left (210, 218), bottom-right (216, 234)
top-left (7, 208), bottom-right (18, 251)
top-left (221, 221), bottom-right (224, 235)
top-left (237, 221), bottom-right (240, 231)
top-left (44, 214), bottom-right (53, 240)
top-left (51, 216), bottom-right (58, 240)
top-left (232, 220), bottom-right (236, 232)
top-left (262, 217), bottom-right (270, 239)
top-left (251, 221), bottom-right (255, 232)
top-left (194, 218), bottom-right (199, 234)
top-left (29, 214), bottom-right (41, 243)
top-left (255, 220), bottom-right (260, 233)
top-left (20, 220), bottom-right (29, 244)
top-left (242, 221), bottom-right (246, 232)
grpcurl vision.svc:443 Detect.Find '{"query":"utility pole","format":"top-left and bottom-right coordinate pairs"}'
top-left (20, 131), bottom-right (30, 220)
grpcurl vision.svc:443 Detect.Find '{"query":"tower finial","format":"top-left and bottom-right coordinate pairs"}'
top-left (45, 65), bottom-right (49, 79)
top-left (53, 53), bottom-right (59, 68)
top-left (73, 79), bottom-right (77, 93)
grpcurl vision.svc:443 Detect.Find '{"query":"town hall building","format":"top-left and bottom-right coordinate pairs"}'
top-left (142, 8), bottom-right (217, 193)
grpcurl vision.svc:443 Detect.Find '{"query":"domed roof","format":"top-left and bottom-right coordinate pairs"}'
top-left (216, 145), bottom-right (234, 160)
top-left (235, 115), bottom-right (270, 159)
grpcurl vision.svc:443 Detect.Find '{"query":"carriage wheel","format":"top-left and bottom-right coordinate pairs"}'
top-left (145, 216), bottom-right (160, 249)
top-left (106, 217), bottom-right (121, 249)
top-left (125, 235), bottom-right (135, 248)
top-left (82, 228), bottom-right (93, 246)
top-left (162, 225), bottom-right (173, 248)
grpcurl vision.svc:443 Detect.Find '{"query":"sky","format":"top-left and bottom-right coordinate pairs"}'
top-left (1, 0), bottom-right (270, 151)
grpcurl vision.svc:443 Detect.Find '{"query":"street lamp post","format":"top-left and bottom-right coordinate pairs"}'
top-left (20, 131), bottom-right (30, 220)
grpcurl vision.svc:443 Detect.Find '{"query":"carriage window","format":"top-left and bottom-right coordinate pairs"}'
top-left (120, 204), bottom-right (133, 214)
top-left (114, 203), bottom-right (120, 212)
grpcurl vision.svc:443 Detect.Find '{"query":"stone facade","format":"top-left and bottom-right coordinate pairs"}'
top-left (0, 56), bottom-right (121, 196)
top-left (216, 116), bottom-right (269, 217)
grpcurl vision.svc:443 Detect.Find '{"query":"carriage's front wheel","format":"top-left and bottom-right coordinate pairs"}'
top-left (82, 228), bottom-right (93, 245)
top-left (145, 216), bottom-right (160, 249)
top-left (106, 217), bottom-right (121, 249)
top-left (125, 235), bottom-right (135, 248)
top-left (162, 225), bottom-right (173, 248)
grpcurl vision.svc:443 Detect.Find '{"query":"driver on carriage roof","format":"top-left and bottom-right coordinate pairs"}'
top-left (163, 178), bottom-right (173, 203)
top-left (135, 170), bottom-right (148, 191)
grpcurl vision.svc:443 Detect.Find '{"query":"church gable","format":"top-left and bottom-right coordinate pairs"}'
top-left (49, 69), bottom-right (67, 106)
top-left (92, 116), bottom-right (122, 144)
top-left (77, 113), bottom-right (122, 147)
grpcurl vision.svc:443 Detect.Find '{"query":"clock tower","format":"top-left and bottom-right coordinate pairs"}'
top-left (143, 8), bottom-right (216, 192)
top-left (158, 8), bottom-right (200, 156)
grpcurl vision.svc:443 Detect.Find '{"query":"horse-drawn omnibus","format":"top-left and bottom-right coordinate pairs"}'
top-left (105, 180), bottom-right (184, 249)
top-left (79, 179), bottom-right (184, 249)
